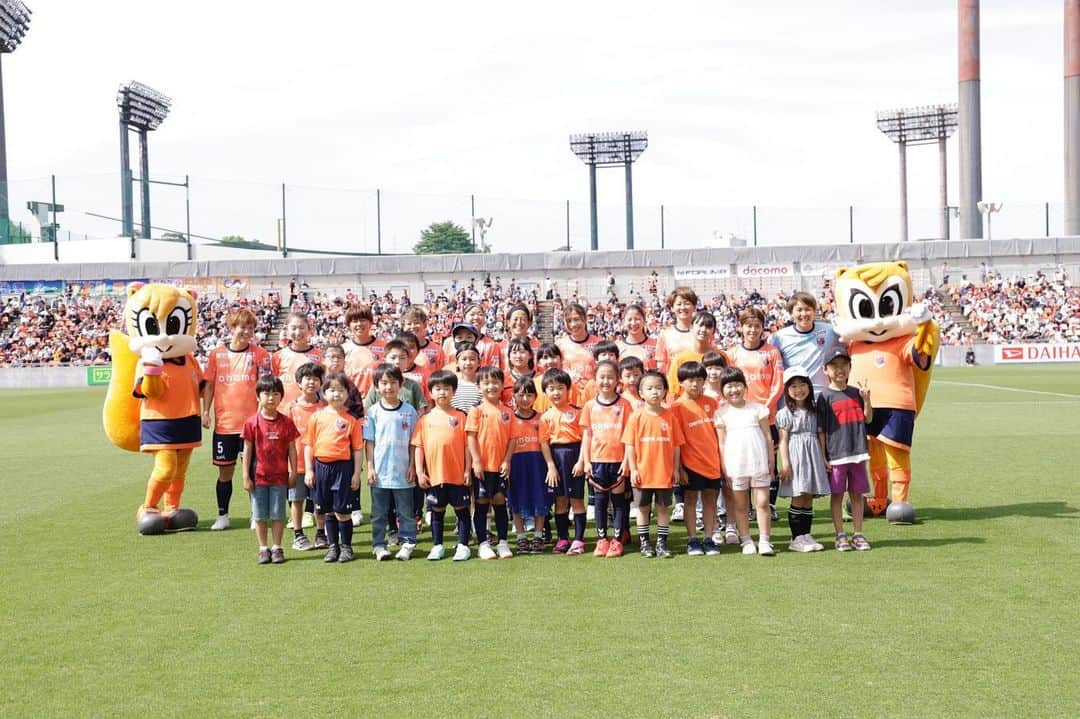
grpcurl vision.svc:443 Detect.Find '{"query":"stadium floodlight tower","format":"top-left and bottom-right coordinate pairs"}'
top-left (570, 130), bottom-right (648, 251)
top-left (0, 0), bottom-right (31, 244)
top-left (117, 81), bottom-right (171, 239)
top-left (876, 104), bottom-right (958, 242)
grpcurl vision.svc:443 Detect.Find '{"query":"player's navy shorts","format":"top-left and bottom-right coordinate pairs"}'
top-left (473, 470), bottom-right (508, 501)
top-left (684, 466), bottom-right (723, 491)
top-left (866, 407), bottom-right (916, 451)
top-left (589, 462), bottom-right (625, 492)
top-left (312, 458), bottom-right (357, 515)
top-left (213, 433), bottom-right (243, 466)
top-left (426, 483), bottom-right (471, 509)
top-left (550, 443), bottom-right (585, 500)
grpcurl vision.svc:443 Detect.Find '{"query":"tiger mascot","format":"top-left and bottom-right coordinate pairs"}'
top-left (103, 282), bottom-right (203, 534)
top-left (831, 262), bottom-right (939, 524)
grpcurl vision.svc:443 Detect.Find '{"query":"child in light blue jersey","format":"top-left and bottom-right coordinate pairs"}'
top-left (364, 363), bottom-right (420, 561)
top-left (769, 291), bottom-right (844, 396)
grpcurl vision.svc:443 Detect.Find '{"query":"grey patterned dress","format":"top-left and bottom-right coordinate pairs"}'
top-left (776, 406), bottom-right (830, 497)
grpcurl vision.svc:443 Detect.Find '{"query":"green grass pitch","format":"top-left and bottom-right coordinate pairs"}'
top-left (2, 366), bottom-right (1078, 718)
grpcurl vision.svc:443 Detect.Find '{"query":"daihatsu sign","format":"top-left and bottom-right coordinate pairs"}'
top-left (994, 344), bottom-right (1080, 364)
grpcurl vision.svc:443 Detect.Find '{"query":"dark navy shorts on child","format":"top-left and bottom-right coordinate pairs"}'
top-left (550, 443), bottom-right (585, 499)
top-left (313, 458), bottom-right (357, 515)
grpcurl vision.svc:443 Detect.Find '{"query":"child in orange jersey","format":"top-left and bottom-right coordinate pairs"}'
top-left (412, 371), bottom-right (474, 562)
top-left (655, 286), bottom-right (699, 375)
top-left (466, 366), bottom-right (516, 559)
top-left (533, 343), bottom-right (585, 412)
top-left (507, 376), bottom-right (548, 554)
top-left (395, 331), bottom-right (435, 408)
top-left (272, 312), bottom-right (323, 409)
top-left (621, 371), bottom-right (685, 558)
top-left (402, 306), bottom-right (447, 372)
top-left (303, 372), bottom-right (364, 563)
top-left (286, 362), bottom-right (327, 550)
top-left (503, 337), bottom-right (535, 407)
top-left (618, 356), bottom-right (645, 410)
top-left (579, 360), bottom-right (632, 558)
top-left (539, 368), bottom-right (587, 555)
top-left (672, 362), bottom-right (723, 556)
top-left (667, 310), bottom-right (719, 399)
top-left (202, 308), bottom-right (273, 531)
top-left (342, 304), bottom-right (379, 397)
top-left (701, 351), bottom-right (738, 545)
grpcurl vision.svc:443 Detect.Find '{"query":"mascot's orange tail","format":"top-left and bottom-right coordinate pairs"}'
top-left (103, 329), bottom-right (141, 452)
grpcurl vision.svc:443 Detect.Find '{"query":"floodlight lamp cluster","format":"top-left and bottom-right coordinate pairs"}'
top-left (117, 81), bottom-right (172, 131)
top-left (570, 131), bottom-right (648, 167)
top-left (0, 0), bottom-right (31, 53)
top-left (876, 103), bottom-right (958, 145)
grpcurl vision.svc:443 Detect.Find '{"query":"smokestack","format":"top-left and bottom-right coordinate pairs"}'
top-left (958, 0), bottom-right (984, 239)
top-left (1067, 0), bottom-right (1080, 235)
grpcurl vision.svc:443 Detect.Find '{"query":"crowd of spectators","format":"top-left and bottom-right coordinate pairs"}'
top-left (0, 267), bottom-right (1075, 367)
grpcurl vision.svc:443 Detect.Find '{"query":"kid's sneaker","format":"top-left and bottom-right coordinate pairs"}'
top-left (835, 533), bottom-right (853, 552)
top-left (338, 545), bottom-right (354, 563)
top-left (301, 511), bottom-right (315, 528)
top-left (478, 541), bottom-right (497, 560)
top-left (594, 538), bottom-right (610, 557)
top-left (567, 540), bottom-right (586, 555)
top-left (758, 540), bottom-right (776, 556)
top-left (671, 502), bottom-right (685, 521)
top-left (351, 510), bottom-right (364, 526)
top-left (789, 535), bottom-right (815, 553)
top-left (805, 534), bottom-right (825, 552)
top-left (396, 542), bottom-right (416, 561)
top-left (210, 514), bottom-right (230, 531)
top-left (427, 544), bottom-right (446, 561)
top-left (530, 537), bottom-right (545, 554)
top-left (517, 537), bottom-right (530, 554)
top-left (257, 548), bottom-right (271, 564)
top-left (852, 534), bottom-right (872, 552)
top-left (452, 543), bottom-right (472, 561)
top-left (605, 539), bottom-right (624, 558)
top-left (552, 539), bottom-right (571, 555)
top-left (495, 540), bottom-right (513, 559)
top-left (292, 533), bottom-right (313, 552)
top-left (655, 540), bottom-right (673, 559)
top-left (686, 537), bottom-right (705, 556)
top-left (640, 540), bottom-right (655, 558)
top-left (388, 531), bottom-right (399, 548)
top-left (270, 547), bottom-right (286, 564)
top-left (725, 527), bottom-right (740, 545)
top-left (324, 545), bottom-right (340, 563)
top-left (373, 545), bottom-right (392, 561)
top-left (741, 541), bottom-right (757, 556)
top-left (313, 531), bottom-right (329, 550)
top-left (703, 537), bottom-right (721, 556)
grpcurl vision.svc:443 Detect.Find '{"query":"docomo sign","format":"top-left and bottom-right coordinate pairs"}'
top-left (674, 265), bottom-right (731, 280)
top-left (994, 343), bottom-right (1080, 364)
top-left (738, 263), bottom-right (794, 278)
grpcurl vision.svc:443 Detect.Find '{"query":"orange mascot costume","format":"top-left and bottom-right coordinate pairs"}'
top-left (103, 282), bottom-right (203, 534)
top-left (832, 262), bottom-right (939, 524)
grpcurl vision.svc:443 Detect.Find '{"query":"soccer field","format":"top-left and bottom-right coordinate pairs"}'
top-left (2, 366), bottom-right (1078, 718)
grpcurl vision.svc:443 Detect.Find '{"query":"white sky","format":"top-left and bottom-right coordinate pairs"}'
top-left (0, 0), bottom-right (1069, 253)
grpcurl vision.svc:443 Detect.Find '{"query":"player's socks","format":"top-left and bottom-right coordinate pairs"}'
top-left (493, 504), bottom-right (509, 541)
top-left (573, 512), bottom-right (586, 542)
top-left (802, 507), bottom-right (815, 537)
top-left (216, 481), bottom-right (232, 515)
top-left (473, 503), bottom-right (490, 543)
top-left (595, 491), bottom-right (610, 538)
top-left (339, 518), bottom-right (353, 548)
top-left (610, 492), bottom-right (626, 537)
top-left (637, 525), bottom-right (650, 545)
top-left (324, 515), bottom-right (339, 547)
top-left (657, 524), bottom-right (670, 545)
top-left (294, 528), bottom-right (304, 539)
top-left (554, 512), bottom-right (570, 541)
top-left (431, 510), bottom-right (445, 546)
top-left (454, 506), bottom-right (472, 546)
top-left (304, 498), bottom-right (315, 514)
top-left (788, 508), bottom-right (799, 537)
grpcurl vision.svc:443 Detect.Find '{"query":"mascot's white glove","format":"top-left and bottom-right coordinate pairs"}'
top-left (140, 345), bottom-right (164, 376)
top-left (907, 302), bottom-right (932, 325)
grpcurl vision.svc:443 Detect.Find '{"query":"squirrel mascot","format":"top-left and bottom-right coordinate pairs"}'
top-left (103, 282), bottom-right (203, 535)
top-left (831, 262), bottom-right (939, 524)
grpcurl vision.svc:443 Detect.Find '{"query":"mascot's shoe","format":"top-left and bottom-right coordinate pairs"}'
top-left (164, 508), bottom-right (199, 532)
top-left (137, 511), bottom-right (166, 536)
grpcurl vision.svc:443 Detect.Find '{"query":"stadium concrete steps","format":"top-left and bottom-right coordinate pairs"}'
top-left (536, 300), bottom-right (555, 344)
top-left (936, 289), bottom-right (979, 342)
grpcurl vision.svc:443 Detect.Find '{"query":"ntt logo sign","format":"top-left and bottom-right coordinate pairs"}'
top-left (738, 263), bottom-right (794, 277)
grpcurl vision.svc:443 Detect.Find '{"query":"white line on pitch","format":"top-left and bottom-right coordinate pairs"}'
top-left (936, 380), bottom-right (1080, 399)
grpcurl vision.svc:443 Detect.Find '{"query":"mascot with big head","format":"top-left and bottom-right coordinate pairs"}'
top-left (831, 261), bottom-right (939, 524)
top-left (103, 282), bottom-right (203, 534)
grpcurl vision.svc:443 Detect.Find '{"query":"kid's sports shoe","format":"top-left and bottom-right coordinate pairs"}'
top-left (655, 540), bottom-right (673, 559)
top-left (388, 531), bottom-right (399, 548)
top-left (804, 534), bottom-right (825, 552)
top-left (517, 537), bottom-right (530, 554)
top-left (338, 545), bottom-right (354, 563)
top-left (640, 540), bottom-right (655, 558)
top-left (741, 541), bottom-right (757, 556)
top-left (703, 537), bottom-right (721, 556)
top-left (671, 502), bottom-right (685, 521)
top-left (396, 542), bottom-right (416, 561)
top-left (351, 510), bottom-right (364, 526)
top-left (427, 544), bottom-right (446, 561)
top-left (292, 533), bottom-right (313, 552)
top-left (313, 531), bottom-right (329, 550)
top-left (301, 511), bottom-right (315, 528)
top-left (452, 543), bottom-right (472, 561)
top-left (758, 540), bottom-right (775, 556)
top-left (835, 533), bottom-right (853, 552)
top-left (478, 541), bottom-right (497, 560)
top-left (257, 548), bottom-right (271, 564)
top-left (789, 535), bottom-right (814, 553)
top-left (567, 539), bottom-right (586, 555)
top-left (530, 537), bottom-right (545, 554)
top-left (324, 545), bottom-right (340, 563)
top-left (552, 539), bottom-right (571, 555)
top-left (594, 538), bottom-right (610, 557)
top-left (852, 534), bottom-right (872, 552)
top-left (210, 514), bottom-right (230, 531)
top-left (725, 527), bottom-right (741, 545)
top-left (373, 545), bottom-right (392, 561)
top-left (495, 540), bottom-right (513, 559)
top-left (270, 547), bottom-right (286, 564)
top-left (605, 539), bottom-right (624, 558)
top-left (686, 537), bottom-right (705, 556)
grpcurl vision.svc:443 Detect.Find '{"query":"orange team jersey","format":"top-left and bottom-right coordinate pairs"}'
top-left (415, 340), bottom-right (447, 372)
top-left (655, 325), bottom-right (696, 374)
top-left (621, 407), bottom-right (685, 489)
top-left (509, 410), bottom-right (543, 455)
top-left (580, 395), bottom-right (632, 463)
top-left (411, 406), bottom-right (469, 486)
top-left (540, 403), bottom-right (584, 445)
top-left (342, 339), bottom-right (377, 397)
top-left (286, 396), bottom-right (327, 461)
top-left (272, 345), bottom-right (323, 407)
top-left (502, 370), bottom-right (533, 407)
top-left (205, 343), bottom-right (272, 435)
top-left (617, 336), bottom-right (658, 370)
top-left (621, 389), bottom-right (646, 412)
top-left (304, 406), bottom-right (363, 463)
top-left (673, 395), bottom-right (722, 478)
top-left (727, 341), bottom-right (784, 423)
top-left (466, 401), bottom-right (514, 471)
top-left (849, 335), bottom-right (919, 411)
top-left (533, 375), bottom-right (587, 414)
top-left (135, 355), bottom-right (204, 451)
top-left (499, 336), bottom-right (541, 373)
top-left (556, 335), bottom-right (601, 398)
